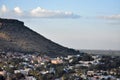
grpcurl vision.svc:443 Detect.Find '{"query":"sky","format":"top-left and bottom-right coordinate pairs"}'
top-left (0, 0), bottom-right (120, 50)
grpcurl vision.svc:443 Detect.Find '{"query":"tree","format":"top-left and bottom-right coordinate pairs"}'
top-left (0, 75), bottom-right (5, 80)
top-left (11, 73), bottom-right (25, 80)
top-left (29, 70), bottom-right (43, 80)
top-left (81, 54), bottom-right (94, 61)
top-left (43, 73), bottom-right (54, 80)
top-left (62, 74), bottom-right (69, 80)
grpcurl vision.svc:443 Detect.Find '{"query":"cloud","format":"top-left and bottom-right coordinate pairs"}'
top-left (1, 5), bottom-right (8, 13)
top-left (0, 5), bottom-right (80, 19)
top-left (14, 7), bottom-right (23, 14)
top-left (30, 7), bottom-right (80, 18)
top-left (99, 14), bottom-right (120, 19)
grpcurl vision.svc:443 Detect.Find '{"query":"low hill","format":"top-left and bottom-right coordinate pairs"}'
top-left (0, 18), bottom-right (80, 57)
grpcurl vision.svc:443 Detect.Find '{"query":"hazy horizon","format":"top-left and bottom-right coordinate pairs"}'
top-left (0, 0), bottom-right (120, 50)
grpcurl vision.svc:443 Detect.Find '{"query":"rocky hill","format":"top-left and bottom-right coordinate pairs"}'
top-left (0, 18), bottom-right (81, 57)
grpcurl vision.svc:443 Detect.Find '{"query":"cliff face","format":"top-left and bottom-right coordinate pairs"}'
top-left (0, 18), bottom-right (80, 57)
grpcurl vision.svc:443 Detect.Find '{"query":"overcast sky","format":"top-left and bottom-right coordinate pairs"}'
top-left (0, 0), bottom-right (120, 50)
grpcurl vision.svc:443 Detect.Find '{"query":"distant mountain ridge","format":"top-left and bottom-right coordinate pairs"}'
top-left (81, 49), bottom-right (120, 56)
top-left (0, 18), bottom-right (80, 57)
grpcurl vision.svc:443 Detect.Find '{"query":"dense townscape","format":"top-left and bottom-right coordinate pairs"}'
top-left (0, 18), bottom-right (120, 80)
top-left (0, 51), bottom-right (120, 80)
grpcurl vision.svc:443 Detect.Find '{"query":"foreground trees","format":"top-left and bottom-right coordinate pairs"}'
top-left (0, 75), bottom-right (5, 80)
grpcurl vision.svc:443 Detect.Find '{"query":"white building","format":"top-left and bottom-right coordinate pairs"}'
top-left (26, 76), bottom-right (36, 80)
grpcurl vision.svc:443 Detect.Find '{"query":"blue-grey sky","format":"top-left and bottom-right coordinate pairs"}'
top-left (0, 0), bottom-right (120, 50)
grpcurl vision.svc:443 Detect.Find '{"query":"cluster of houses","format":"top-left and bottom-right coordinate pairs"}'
top-left (0, 51), bottom-right (120, 80)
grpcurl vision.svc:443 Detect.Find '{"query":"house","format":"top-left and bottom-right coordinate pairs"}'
top-left (51, 59), bottom-right (63, 64)
top-left (0, 70), bottom-right (6, 76)
top-left (87, 71), bottom-right (94, 76)
top-left (26, 76), bottom-right (36, 80)
top-left (0, 22), bottom-right (2, 26)
top-left (14, 69), bottom-right (30, 75)
top-left (100, 75), bottom-right (116, 80)
top-left (49, 68), bottom-right (55, 74)
top-left (40, 71), bottom-right (49, 74)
